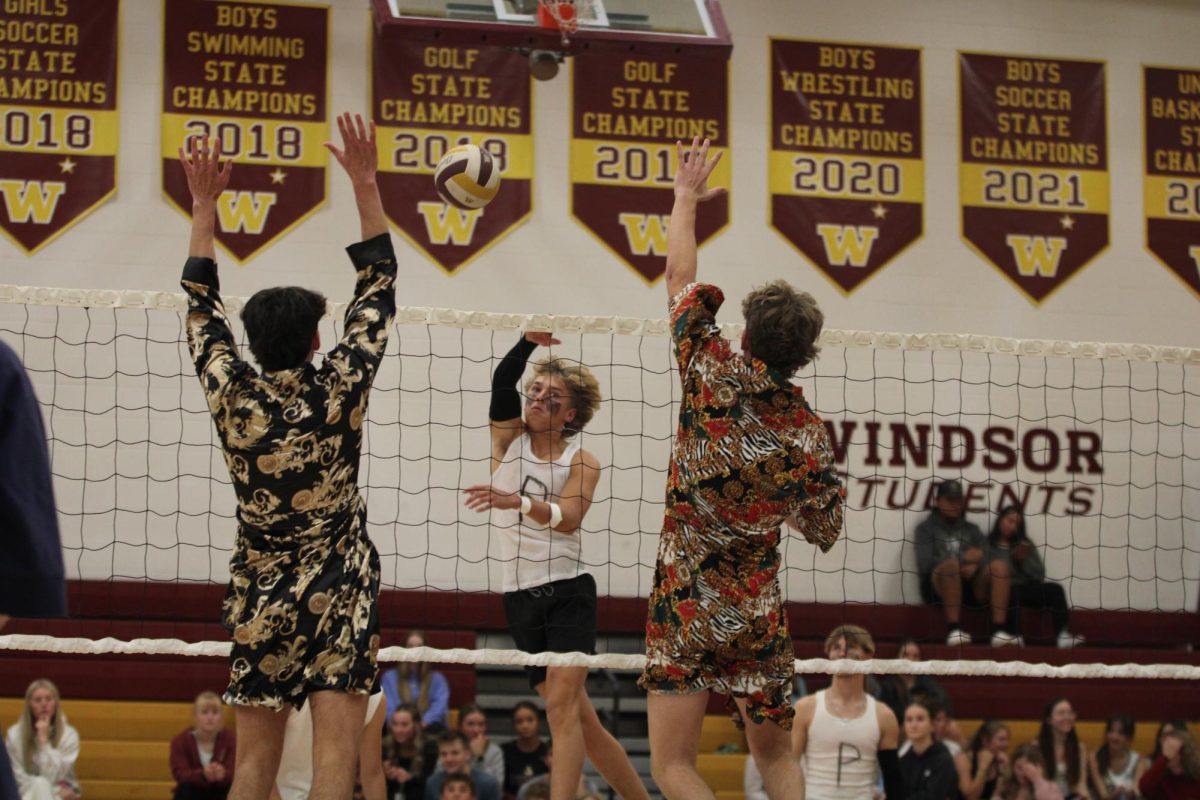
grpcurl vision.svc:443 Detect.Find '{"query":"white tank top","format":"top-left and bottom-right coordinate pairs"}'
top-left (275, 692), bottom-right (384, 799)
top-left (804, 690), bottom-right (881, 799)
top-left (491, 432), bottom-right (585, 592)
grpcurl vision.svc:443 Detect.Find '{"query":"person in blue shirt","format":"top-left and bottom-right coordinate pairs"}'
top-left (382, 631), bottom-right (451, 730)
top-left (0, 339), bottom-right (68, 800)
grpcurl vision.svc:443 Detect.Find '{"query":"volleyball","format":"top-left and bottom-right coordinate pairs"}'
top-left (433, 144), bottom-right (501, 210)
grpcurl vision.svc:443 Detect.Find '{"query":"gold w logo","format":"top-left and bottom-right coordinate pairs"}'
top-left (0, 180), bottom-right (66, 224)
top-left (1189, 246), bottom-right (1200, 278)
top-left (217, 191), bottom-right (277, 234)
top-left (617, 213), bottom-right (670, 256)
top-left (816, 224), bottom-right (879, 267)
top-left (1005, 235), bottom-right (1068, 278)
top-left (417, 202), bottom-right (483, 245)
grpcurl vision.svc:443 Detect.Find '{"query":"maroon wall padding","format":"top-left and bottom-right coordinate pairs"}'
top-left (4, 581), bottom-right (1196, 718)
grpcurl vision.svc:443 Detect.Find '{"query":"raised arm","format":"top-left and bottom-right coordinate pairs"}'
top-left (179, 135), bottom-right (232, 260)
top-left (665, 136), bottom-right (725, 299)
top-left (178, 137), bottom-right (244, 403)
top-left (324, 112), bottom-right (397, 386)
top-left (486, 333), bottom-right (559, 470)
top-left (325, 112), bottom-right (387, 241)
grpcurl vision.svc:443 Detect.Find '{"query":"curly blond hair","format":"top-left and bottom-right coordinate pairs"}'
top-left (525, 357), bottom-right (601, 439)
top-left (741, 280), bottom-right (824, 376)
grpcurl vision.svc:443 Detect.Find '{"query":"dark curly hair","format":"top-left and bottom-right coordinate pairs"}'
top-left (240, 286), bottom-right (326, 372)
top-left (741, 280), bottom-right (824, 377)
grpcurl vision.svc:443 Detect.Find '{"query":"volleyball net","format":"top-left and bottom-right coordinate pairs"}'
top-left (0, 283), bottom-right (1197, 679)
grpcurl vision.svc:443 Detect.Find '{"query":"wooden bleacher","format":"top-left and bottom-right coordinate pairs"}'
top-left (1, 698), bottom-right (1196, 800)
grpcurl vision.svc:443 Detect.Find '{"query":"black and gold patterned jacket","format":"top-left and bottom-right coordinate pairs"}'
top-left (181, 234), bottom-right (397, 538)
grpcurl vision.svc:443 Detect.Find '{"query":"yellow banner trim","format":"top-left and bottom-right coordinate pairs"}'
top-left (160, 114), bottom-right (327, 168)
top-left (768, 152), bottom-right (923, 203)
top-left (571, 139), bottom-right (731, 190)
top-left (376, 127), bottom-right (532, 180)
top-left (961, 163), bottom-right (1109, 214)
top-left (0, 106), bottom-right (118, 157)
top-left (1145, 175), bottom-right (1200, 222)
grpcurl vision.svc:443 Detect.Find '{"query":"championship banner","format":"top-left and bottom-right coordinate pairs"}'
top-left (1144, 66), bottom-right (1200, 300)
top-left (960, 53), bottom-right (1108, 303)
top-left (571, 53), bottom-right (730, 283)
top-left (0, 0), bottom-right (119, 255)
top-left (161, 0), bottom-right (328, 264)
top-left (769, 40), bottom-right (922, 293)
top-left (372, 38), bottom-right (531, 274)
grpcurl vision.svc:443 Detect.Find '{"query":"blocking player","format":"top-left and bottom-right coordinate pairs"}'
top-left (178, 112), bottom-right (395, 800)
top-left (640, 136), bottom-right (845, 800)
top-left (463, 335), bottom-right (648, 800)
top-left (791, 625), bottom-right (903, 800)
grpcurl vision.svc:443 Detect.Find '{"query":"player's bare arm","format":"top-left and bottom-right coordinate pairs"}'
top-left (665, 136), bottom-right (726, 299)
top-left (464, 447), bottom-right (599, 533)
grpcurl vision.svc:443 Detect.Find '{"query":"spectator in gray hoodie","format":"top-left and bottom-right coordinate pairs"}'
top-left (916, 481), bottom-right (1017, 646)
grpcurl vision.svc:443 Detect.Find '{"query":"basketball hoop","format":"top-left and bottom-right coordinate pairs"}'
top-left (538, 0), bottom-right (588, 47)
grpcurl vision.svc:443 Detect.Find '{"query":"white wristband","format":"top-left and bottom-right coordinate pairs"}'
top-left (548, 502), bottom-right (563, 529)
top-left (519, 494), bottom-right (532, 515)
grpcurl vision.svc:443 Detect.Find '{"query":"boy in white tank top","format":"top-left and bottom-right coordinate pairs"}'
top-left (462, 333), bottom-right (648, 800)
top-left (792, 625), bottom-right (903, 799)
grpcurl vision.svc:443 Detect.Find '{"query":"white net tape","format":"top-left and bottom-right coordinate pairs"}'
top-left (1, 635), bottom-right (1196, 680)
top-left (2, 284), bottom-right (1197, 364)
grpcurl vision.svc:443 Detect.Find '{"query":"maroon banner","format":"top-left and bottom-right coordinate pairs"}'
top-left (1145, 66), bottom-right (1200, 300)
top-left (571, 53), bottom-right (730, 283)
top-left (0, 0), bottom-right (119, 255)
top-left (769, 40), bottom-right (922, 293)
top-left (161, 0), bottom-right (328, 264)
top-left (960, 53), bottom-right (1109, 304)
top-left (373, 38), bottom-right (531, 274)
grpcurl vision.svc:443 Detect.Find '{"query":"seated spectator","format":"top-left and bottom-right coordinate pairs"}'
top-left (426, 731), bottom-right (500, 800)
top-left (516, 741), bottom-right (599, 800)
top-left (1089, 713), bottom-right (1146, 799)
top-left (169, 691), bottom-right (236, 800)
top-left (988, 505), bottom-right (1085, 648)
top-left (1139, 729), bottom-right (1200, 800)
top-left (916, 480), bottom-right (1017, 646)
top-left (383, 631), bottom-right (451, 730)
top-left (1153, 721), bottom-right (1193, 763)
top-left (500, 702), bottom-right (547, 797)
top-left (1005, 743), bottom-right (1065, 800)
top-left (965, 719), bottom-right (1010, 800)
top-left (899, 700), bottom-right (958, 799)
top-left (4, 679), bottom-right (81, 800)
top-left (440, 772), bottom-right (475, 800)
top-left (1037, 697), bottom-right (1089, 799)
top-left (385, 703), bottom-right (435, 800)
top-left (457, 704), bottom-right (503, 786)
top-left (876, 637), bottom-right (956, 731)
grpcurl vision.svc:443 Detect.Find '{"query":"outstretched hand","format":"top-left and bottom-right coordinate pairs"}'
top-left (673, 136), bottom-right (725, 204)
top-left (178, 136), bottom-right (232, 207)
top-left (524, 332), bottom-right (561, 347)
top-left (462, 484), bottom-right (521, 513)
top-left (325, 112), bottom-right (377, 185)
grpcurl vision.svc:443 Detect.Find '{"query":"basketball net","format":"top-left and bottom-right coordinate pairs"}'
top-left (538, 0), bottom-right (581, 47)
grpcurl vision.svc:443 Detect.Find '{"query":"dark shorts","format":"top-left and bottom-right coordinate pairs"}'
top-left (920, 571), bottom-right (988, 607)
top-left (503, 572), bottom-right (597, 689)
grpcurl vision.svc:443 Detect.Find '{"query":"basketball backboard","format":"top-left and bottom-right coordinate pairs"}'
top-left (370, 0), bottom-right (731, 58)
